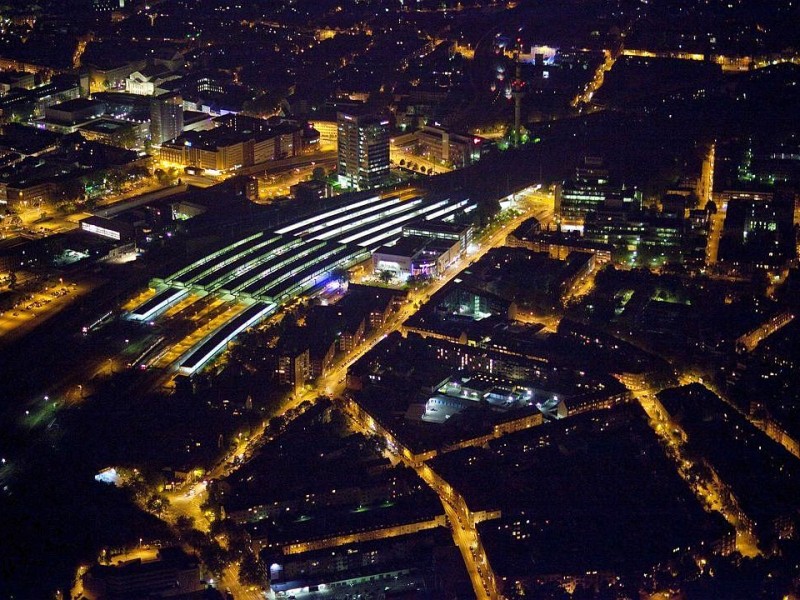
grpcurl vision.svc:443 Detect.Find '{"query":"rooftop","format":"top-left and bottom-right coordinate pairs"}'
top-left (78, 118), bottom-right (135, 135)
top-left (403, 219), bottom-right (472, 236)
top-left (48, 98), bottom-right (105, 113)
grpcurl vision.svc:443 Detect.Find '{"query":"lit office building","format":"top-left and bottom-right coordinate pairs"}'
top-left (556, 157), bottom-right (640, 229)
top-left (337, 111), bottom-right (390, 190)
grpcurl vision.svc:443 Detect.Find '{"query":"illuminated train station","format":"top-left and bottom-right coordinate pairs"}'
top-left (126, 192), bottom-right (475, 375)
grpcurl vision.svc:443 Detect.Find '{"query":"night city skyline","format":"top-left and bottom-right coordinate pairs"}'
top-left (0, 1), bottom-right (799, 599)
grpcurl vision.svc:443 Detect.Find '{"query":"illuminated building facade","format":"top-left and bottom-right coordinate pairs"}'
top-left (415, 126), bottom-right (485, 168)
top-left (583, 206), bottom-right (684, 265)
top-left (556, 158), bottom-right (641, 228)
top-left (337, 111), bottom-right (390, 190)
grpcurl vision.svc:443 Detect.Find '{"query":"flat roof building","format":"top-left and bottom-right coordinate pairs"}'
top-left (374, 235), bottom-right (461, 280)
top-left (44, 98), bottom-right (106, 125)
top-left (83, 547), bottom-right (203, 599)
top-left (80, 215), bottom-right (135, 242)
top-left (0, 71), bottom-right (35, 95)
top-left (337, 110), bottom-right (390, 191)
top-left (77, 118), bottom-right (148, 149)
top-left (160, 118), bottom-right (302, 171)
top-left (290, 179), bottom-right (329, 202)
top-left (556, 157), bottom-right (641, 228)
top-left (507, 217), bottom-right (612, 263)
top-left (403, 219), bottom-right (474, 249)
top-left (414, 125), bottom-right (486, 168)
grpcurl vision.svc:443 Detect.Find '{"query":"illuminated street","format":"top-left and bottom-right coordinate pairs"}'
top-left (633, 386), bottom-right (760, 558)
top-left (2, 3), bottom-right (799, 599)
top-left (134, 186), bottom-right (549, 600)
top-left (705, 204), bottom-right (726, 265)
top-left (572, 49), bottom-right (616, 109)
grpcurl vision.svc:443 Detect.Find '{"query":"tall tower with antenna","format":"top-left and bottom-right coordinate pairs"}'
top-left (511, 39), bottom-right (525, 147)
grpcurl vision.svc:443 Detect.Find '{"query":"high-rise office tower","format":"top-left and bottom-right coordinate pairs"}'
top-left (150, 92), bottom-right (183, 145)
top-left (337, 110), bottom-right (390, 190)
